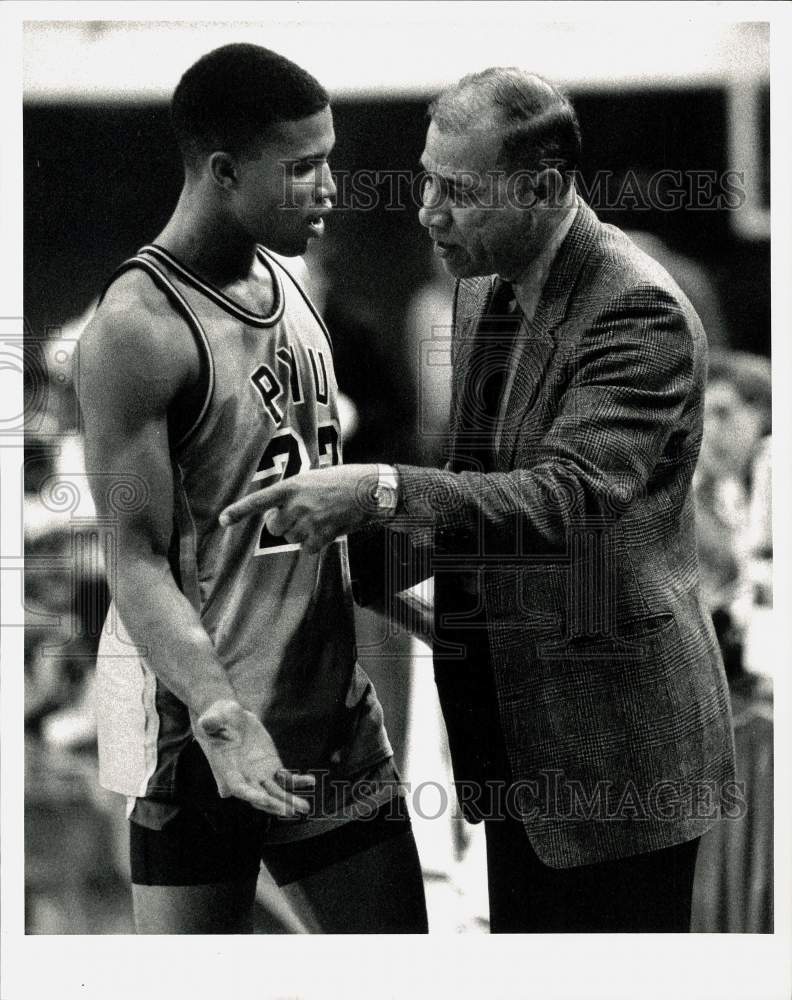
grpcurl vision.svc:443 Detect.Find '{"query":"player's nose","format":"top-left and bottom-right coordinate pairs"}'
top-left (318, 162), bottom-right (336, 206)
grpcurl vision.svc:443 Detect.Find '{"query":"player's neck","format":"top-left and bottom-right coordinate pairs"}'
top-left (155, 188), bottom-right (258, 287)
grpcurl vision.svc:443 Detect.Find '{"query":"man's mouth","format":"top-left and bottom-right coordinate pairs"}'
top-left (434, 239), bottom-right (461, 258)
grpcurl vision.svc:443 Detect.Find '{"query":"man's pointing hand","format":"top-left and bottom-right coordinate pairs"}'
top-left (219, 464), bottom-right (384, 554)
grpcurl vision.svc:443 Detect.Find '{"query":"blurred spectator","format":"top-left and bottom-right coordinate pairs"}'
top-left (404, 257), bottom-right (456, 465)
top-left (694, 349), bottom-right (772, 682)
top-left (692, 376), bottom-right (773, 933)
top-left (624, 230), bottom-right (731, 350)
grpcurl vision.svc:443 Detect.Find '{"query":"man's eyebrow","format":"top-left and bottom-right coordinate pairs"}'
top-left (420, 156), bottom-right (481, 191)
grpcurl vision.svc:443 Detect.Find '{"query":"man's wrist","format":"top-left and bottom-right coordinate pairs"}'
top-left (371, 464), bottom-right (400, 520)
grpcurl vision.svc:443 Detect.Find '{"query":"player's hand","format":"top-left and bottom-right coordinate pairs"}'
top-left (194, 699), bottom-right (315, 816)
top-left (219, 464), bottom-right (382, 554)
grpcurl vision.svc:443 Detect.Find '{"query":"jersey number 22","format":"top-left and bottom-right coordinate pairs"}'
top-left (252, 423), bottom-right (340, 554)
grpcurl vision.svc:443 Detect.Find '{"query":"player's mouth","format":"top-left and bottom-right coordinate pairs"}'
top-left (305, 200), bottom-right (333, 238)
top-left (305, 214), bottom-right (326, 237)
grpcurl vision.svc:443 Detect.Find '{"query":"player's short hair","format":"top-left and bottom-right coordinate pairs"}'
top-left (172, 43), bottom-right (329, 167)
top-left (429, 68), bottom-right (581, 188)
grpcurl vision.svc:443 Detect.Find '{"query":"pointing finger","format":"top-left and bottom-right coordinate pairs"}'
top-left (219, 482), bottom-right (289, 526)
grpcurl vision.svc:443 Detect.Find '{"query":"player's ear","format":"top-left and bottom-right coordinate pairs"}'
top-left (209, 151), bottom-right (238, 190)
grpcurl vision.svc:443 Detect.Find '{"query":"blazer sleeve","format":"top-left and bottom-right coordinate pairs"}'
top-left (392, 284), bottom-right (697, 555)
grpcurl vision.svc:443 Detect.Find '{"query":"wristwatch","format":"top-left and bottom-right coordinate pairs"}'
top-left (372, 464), bottom-right (399, 519)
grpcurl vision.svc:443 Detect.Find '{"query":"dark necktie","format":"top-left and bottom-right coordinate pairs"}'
top-left (453, 279), bottom-right (522, 474)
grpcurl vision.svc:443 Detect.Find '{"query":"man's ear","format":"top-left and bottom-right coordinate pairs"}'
top-left (533, 167), bottom-right (566, 207)
top-left (209, 151), bottom-right (238, 190)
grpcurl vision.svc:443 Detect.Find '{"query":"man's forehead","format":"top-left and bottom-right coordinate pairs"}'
top-left (421, 122), bottom-right (503, 178)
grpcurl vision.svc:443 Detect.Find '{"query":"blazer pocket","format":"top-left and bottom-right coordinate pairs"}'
top-left (614, 611), bottom-right (676, 642)
top-left (537, 611), bottom-right (678, 661)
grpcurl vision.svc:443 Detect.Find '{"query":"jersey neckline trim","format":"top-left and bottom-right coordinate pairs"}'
top-left (258, 246), bottom-right (335, 355)
top-left (139, 243), bottom-right (285, 328)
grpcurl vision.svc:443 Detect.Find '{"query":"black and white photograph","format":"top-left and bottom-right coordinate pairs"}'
top-left (2, 3), bottom-right (790, 998)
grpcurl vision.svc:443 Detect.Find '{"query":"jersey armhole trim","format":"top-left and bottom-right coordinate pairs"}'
top-left (100, 256), bottom-right (215, 450)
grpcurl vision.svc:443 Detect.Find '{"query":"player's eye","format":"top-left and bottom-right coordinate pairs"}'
top-left (291, 161), bottom-right (316, 178)
top-left (289, 157), bottom-right (330, 180)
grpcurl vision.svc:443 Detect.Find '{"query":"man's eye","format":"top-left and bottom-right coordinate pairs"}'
top-left (451, 188), bottom-right (474, 206)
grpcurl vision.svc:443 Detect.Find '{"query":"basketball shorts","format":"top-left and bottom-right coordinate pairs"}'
top-left (130, 750), bottom-right (410, 887)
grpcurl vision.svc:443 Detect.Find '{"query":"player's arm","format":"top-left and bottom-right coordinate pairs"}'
top-left (78, 300), bottom-right (313, 815)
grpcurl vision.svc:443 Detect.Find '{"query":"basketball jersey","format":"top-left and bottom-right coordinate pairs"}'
top-left (94, 244), bottom-right (391, 801)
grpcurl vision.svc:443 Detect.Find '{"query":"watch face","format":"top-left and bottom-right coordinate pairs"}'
top-left (374, 483), bottom-right (396, 512)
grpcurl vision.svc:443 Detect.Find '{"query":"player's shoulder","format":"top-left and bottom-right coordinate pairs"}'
top-left (84, 267), bottom-right (196, 374)
top-left (90, 266), bottom-right (175, 337)
top-left (80, 266), bottom-right (199, 405)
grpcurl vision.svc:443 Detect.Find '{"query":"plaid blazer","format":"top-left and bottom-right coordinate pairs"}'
top-left (355, 199), bottom-right (736, 868)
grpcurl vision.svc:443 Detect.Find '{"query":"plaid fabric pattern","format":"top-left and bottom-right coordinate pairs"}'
top-left (393, 199), bottom-right (736, 868)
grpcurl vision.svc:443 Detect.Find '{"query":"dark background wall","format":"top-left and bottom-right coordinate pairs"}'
top-left (24, 85), bottom-right (770, 391)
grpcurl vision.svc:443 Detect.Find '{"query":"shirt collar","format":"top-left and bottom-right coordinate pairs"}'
top-left (511, 200), bottom-right (578, 322)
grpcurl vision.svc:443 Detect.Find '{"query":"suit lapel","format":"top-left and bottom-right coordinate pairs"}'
top-left (494, 320), bottom-right (556, 466)
top-left (496, 198), bottom-right (601, 468)
top-left (449, 198), bottom-right (601, 469)
top-left (533, 197), bottom-right (600, 335)
top-left (452, 274), bottom-right (495, 376)
top-left (448, 275), bottom-right (495, 455)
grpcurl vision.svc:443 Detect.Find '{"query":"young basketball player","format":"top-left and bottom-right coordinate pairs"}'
top-left (78, 44), bottom-right (427, 934)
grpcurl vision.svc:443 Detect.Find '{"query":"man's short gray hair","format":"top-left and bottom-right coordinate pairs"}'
top-left (428, 67), bottom-right (581, 186)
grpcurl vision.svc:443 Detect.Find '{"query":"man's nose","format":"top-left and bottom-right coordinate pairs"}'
top-left (418, 201), bottom-right (448, 230)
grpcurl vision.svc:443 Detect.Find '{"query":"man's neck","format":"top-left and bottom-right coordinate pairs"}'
top-left (155, 184), bottom-right (258, 287)
top-left (511, 192), bottom-right (578, 320)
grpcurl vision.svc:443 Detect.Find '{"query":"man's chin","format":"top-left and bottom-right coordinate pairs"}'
top-left (441, 258), bottom-right (480, 279)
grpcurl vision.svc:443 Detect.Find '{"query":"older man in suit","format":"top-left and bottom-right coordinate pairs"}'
top-left (221, 68), bottom-right (736, 933)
